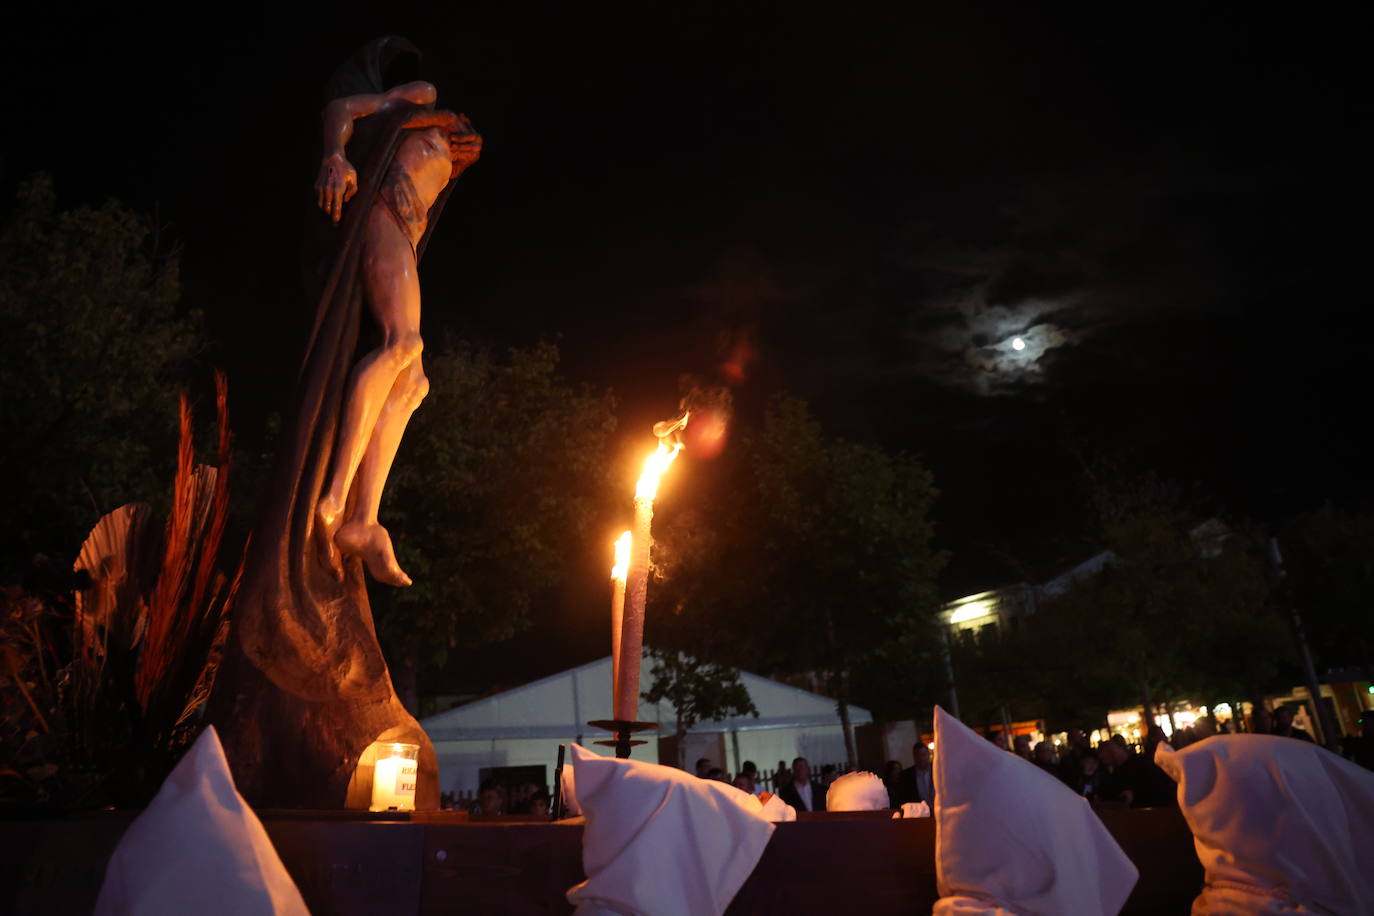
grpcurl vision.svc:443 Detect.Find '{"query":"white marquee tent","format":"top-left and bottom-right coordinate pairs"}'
top-left (420, 654), bottom-right (870, 797)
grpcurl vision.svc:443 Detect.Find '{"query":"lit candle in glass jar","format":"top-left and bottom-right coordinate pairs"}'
top-left (370, 742), bottom-right (419, 812)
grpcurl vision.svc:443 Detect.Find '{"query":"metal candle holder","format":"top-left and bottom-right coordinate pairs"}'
top-left (587, 719), bottom-right (658, 759)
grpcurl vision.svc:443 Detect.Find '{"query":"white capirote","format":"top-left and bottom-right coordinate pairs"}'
top-left (564, 744), bottom-right (776, 916)
top-left (1156, 734), bottom-right (1374, 915)
top-left (94, 726), bottom-right (308, 916)
top-left (932, 706), bottom-right (1138, 916)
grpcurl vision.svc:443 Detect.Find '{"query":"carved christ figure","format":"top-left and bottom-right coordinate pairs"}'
top-left (208, 38), bottom-right (470, 809)
top-left (310, 52), bottom-right (480, 587)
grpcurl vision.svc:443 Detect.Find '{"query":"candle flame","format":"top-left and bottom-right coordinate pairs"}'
top-left (611, 531), bottom-right (631, 582)
top-left (635, 411), bottom-right (690, 501)
top-left (635, 440), bottom-right (683, 500)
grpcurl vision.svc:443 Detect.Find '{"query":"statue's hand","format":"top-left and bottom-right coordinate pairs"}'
top-left (315, 152), bottom-right (358, 224)
top-left (448, 115), bottom-right (482, 177)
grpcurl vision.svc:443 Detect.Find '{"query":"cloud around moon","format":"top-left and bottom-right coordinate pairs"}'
top-left (909, 280), bottom-right (1089, 396)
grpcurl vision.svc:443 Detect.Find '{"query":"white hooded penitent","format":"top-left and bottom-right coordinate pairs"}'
top-left (564, 744), bottom-right (774, 916)
top-left (1156, 734), bottom-right (1374, 915)
top-left (95, 726), bottom-right (308, 916)
top-left (932, 706), bottom-right (1137, 916)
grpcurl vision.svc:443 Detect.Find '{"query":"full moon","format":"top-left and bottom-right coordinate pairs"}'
top-left (1012, 337), bottom-right (1026, 351)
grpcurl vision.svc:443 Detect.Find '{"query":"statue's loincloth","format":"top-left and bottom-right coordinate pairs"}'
top-left (379, 166), bottom-right (428, 254)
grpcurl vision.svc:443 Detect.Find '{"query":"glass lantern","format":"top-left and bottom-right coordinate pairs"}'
top-left (369, 742), bottom-right (420, 812)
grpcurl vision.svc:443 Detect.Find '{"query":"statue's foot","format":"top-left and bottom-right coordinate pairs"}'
top-left (314, 496), bottom-right (345, 580)
top-left (336, 520), bottom-right (413, 587)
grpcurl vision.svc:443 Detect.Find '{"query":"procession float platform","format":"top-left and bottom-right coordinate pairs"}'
top-left (0, 807), bottom-right (1202, 915)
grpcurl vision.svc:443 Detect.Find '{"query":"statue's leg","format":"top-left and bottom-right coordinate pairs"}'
top-left (316, 206), bottom-right (423, 572)
top-left (336, 359), bottom-right (428, 586)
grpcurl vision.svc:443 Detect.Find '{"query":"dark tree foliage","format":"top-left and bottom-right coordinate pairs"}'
top-left (643, 647), bottom-right (757, 769)
top-left (1279, 503), bottom-right (1374, 674)
top-left (971, 474), bottom-right (1290, 732)
top-left (0, 175), bottom-right (200, 579)
top-left (371, 342), bottom-right (617, 680)
top-left (947, 607), bottom-right (1107, 735)
top-left (648, 396), bottom-right (947, 764)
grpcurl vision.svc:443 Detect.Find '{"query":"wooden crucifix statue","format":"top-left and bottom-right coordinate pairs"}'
top-left (210, 36), bottom-right (479, 809)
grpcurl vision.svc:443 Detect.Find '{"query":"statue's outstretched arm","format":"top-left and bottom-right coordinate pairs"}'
top-left (314, 81), bottom-right (438, 223)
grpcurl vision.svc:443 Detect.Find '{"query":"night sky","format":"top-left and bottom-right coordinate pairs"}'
top-left (5, 5), bottom-right (1368, 684)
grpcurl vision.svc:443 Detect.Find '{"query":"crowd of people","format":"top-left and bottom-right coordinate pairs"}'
top-left (453, 706), bottom-right (1373, 817)
top-left (686, 705), bottom-right (1374, 816)
top-left (953, 704), bottom-right (1374, 807)
top-left (690, 756), bottom-right (837, 811)
top-left (1002, 727), bottom-right (1178, 807)
top-left (683, 735), bottom-right (1169, 813)
top-left (467, 778), bottom-right (552, 816)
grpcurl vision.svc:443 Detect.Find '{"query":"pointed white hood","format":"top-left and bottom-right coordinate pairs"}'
top-left (1156, 734), bottom-right (1374, 915)
top-left (932, 706), bottom-right (1137, 916)
top-left (564, 744), bottom-right (775, 916)
top-left (95, 726), bottom-right (308, 915)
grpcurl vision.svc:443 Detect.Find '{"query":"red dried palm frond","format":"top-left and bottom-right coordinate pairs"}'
top-left (133, 372), bottom-right (242, 745)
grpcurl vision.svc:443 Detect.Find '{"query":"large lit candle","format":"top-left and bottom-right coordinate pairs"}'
top-left (369, 742), bottom-right (419, 812)
top-left (614, 441), bottom-right (682, 721)
top-left (610, 531), bottom-right (630, 703)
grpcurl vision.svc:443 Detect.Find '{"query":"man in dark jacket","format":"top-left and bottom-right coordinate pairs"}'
top-left (777, 757), bottom-right (827, 811)
top-left (897, 743), bottom-right (936, 808)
